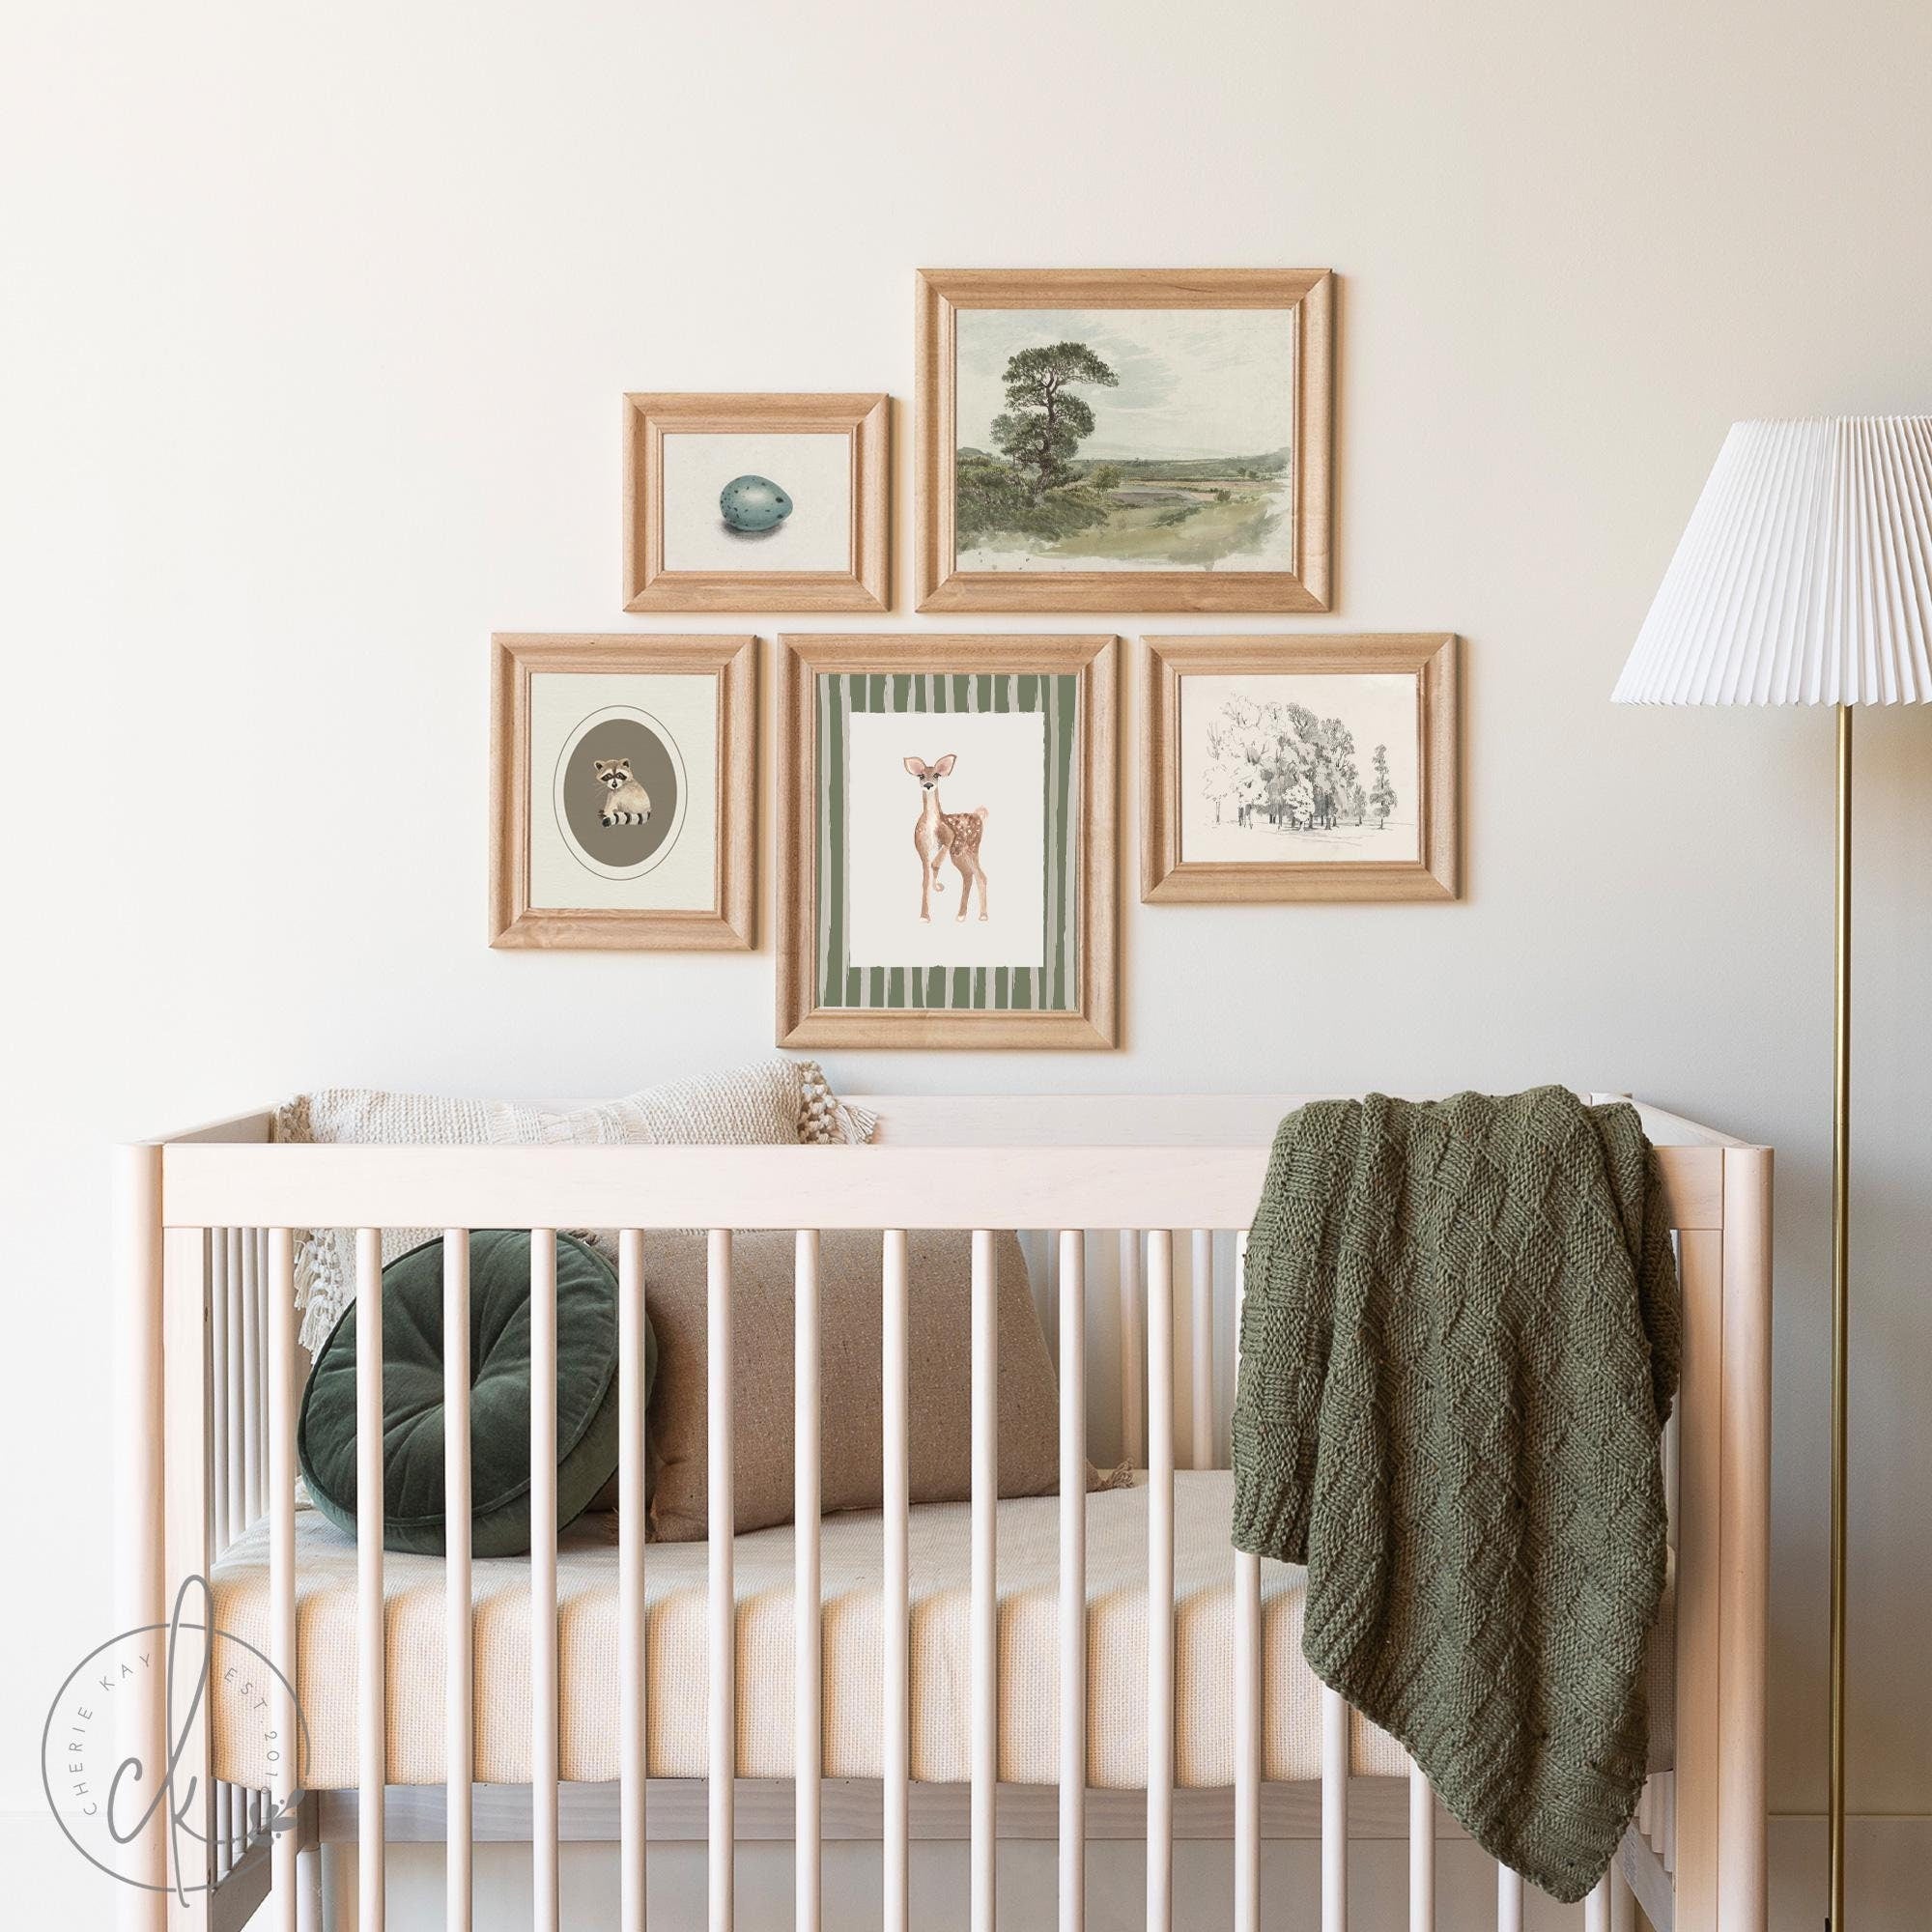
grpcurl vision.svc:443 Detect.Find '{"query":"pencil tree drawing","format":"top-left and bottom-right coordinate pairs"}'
top-left (1199, 693), bottom-right (1390, 834)
top-left (1369, 743), bottom-right (1397, 829)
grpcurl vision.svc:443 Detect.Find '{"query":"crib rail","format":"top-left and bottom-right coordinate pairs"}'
top-left (113, 1099), bottom-right (1770, 1932)
top-left (156, 1138), bottom-right (1729, 1236)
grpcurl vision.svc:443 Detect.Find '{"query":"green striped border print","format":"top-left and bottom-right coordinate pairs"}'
top-left (817, 671), bottom-right (1080, 1012)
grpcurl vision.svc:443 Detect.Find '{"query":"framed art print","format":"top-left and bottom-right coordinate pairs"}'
top-left (915, 269), bottom-right (1333, 613)
top-left (1141, 634), bottom-right (1460, 902)
top-left (776, 634), bottom-right (1118, 1048)
top-left (491, 633), bottom-right (757, 949)
top-left (623, 392), bottom-right (890, 611)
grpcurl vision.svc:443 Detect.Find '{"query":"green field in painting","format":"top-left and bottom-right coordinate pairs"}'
top-left (955, 448), bottom-right (1290, 570)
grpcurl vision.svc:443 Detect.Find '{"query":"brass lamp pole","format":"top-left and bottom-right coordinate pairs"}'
top-left (1615, 417), bottom-right (1932, 1932)
top-left (1830, 702), bottom-right (1850, 1932)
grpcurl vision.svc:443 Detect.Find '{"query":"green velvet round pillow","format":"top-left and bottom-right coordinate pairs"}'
top-left (298, 1230), bottom-right (652, 1557)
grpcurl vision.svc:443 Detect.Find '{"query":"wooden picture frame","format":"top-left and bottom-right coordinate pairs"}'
top-left (1141, 633), bottom-right (1460, 902)
top-left (776, 633), bottom-right (1119, 1049)
top-left (915, 269), bottom-right (1334, 614)
top-left (623, 392), bottom-right (891, 612)
top-left (491, 633), bottom-right (758, 949)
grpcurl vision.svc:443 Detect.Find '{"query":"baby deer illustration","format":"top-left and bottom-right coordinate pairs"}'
top-left (904, 754), bottom-right (990, 923)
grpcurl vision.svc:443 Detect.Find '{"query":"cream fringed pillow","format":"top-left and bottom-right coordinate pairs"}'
top-left (277, 1059), bottom-right (877, 1355)
top-left (643, 1229), bottom-right (1089, 1542)
top-left (489, 1059), bottom-right (875, 1153)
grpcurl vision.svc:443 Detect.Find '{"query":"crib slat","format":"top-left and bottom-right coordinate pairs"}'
top-left (882, 1230), bottom-right (911, 1932)
top-left (228, 1228), bottom-right (246, 1895)
top-left (1117, 1229), bottom-right (1144, 1468)
top-left (241, 1242), bottom-right (260, 1866)
top-left (298, 1844), bottom-right (324, 1929)
top-left (443, 1231), bottom-right (473, 1932)
top-left (708, 1229), bottom-right (735, 1932)
top-left (268, 1230), bottom-right (277, 1840)
top-left (1233, 1233), bottom-right (1261, 1932)
top-left (1495, 1865), bottom-right (1522, 1932)
top-left (1189, 1230), bottom-right (1213, 1469)
top-left (249, 1229), bottom-right (269, 1847)
top-left (1059, 1231), bottom-right (1087, 1932)
top-left (355, 1227), bottom-right (385, 1931)
top-left (1321, 1687), bottom-right (1347, 1932)
top-left (252, 1232), bottom-right (268, 1846)
top-left (209, 1230), bottom-right (232, 1881)
top-left (268, 1229), bottom-right (298, 1931)
top-left (1146, 1230), bottom-right (1176, 1932)
top-left (795, 1231), bottom-right (822, 1932)
top-left (210, 1231), bottom-right (228, 1878)
top-left (242, 1226), bottom-right (262, 1526)
top-left (619, 1230), bottom-right (647, 1932)
top-left (228, 1227), bottom-right (246, 1543)
top-left (1407, 1762), bottom-right (1434, 1932)
top-left (1044, 1225), bottom-right (1062, 1373)
top-left (530, 1229), bottom-right (559, 1932)
top-left (212, 1227), bottom-right (231, 1558)
top-left (1584, 1874), bottom-right (1611, 1932)
top-left (971, 1229), bottom-right (998, 1932)
top-left (1609, 1862), bottom-right (1636, 1932)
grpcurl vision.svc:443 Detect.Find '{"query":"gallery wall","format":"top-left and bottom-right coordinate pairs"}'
top-left (5, 2), bottom-right (1931, 1924)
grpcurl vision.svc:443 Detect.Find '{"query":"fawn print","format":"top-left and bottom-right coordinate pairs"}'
top-left (903, 753), bottom-right (990, 923)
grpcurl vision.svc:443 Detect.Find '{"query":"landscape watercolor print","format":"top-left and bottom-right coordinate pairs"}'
top-left (952, 307), bottom-right (1296, 573)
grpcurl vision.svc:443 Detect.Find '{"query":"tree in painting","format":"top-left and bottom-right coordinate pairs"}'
top-left (1200, 694), bottom-right (1380, 834)
top-left (989, 342), bottom-right (1119, 497)
top-left (1369, 743), bottom-right (1397, 829)
top-left (952, 305), bottom-right (1297, 569)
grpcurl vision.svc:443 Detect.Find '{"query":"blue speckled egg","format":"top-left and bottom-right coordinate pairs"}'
top-left (720, 473), bottom-right (793, 532)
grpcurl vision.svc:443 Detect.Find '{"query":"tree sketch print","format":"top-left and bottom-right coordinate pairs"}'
top-left (1198, 692), bottom-right (1395, 837)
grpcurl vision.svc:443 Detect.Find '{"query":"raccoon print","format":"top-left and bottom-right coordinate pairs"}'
top-left (592, 757), bottom-right (652, 828)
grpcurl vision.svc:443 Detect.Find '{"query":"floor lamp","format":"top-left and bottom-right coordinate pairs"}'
top-left (1613, 415), bottom-right (1932, 1932)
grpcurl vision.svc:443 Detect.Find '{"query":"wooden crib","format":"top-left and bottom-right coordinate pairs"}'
top-left (111, 1093), bottom-right (1771, 1932)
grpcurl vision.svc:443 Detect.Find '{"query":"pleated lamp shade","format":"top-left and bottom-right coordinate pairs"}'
top-left (1613, 416), bottom-right (1932, 705)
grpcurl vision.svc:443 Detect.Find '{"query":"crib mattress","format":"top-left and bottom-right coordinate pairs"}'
top-left (209, 1471), bottom-right (1675, 1791)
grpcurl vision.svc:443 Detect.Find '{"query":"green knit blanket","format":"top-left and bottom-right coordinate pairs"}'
top-left (1230, 1088), bottom-right (1680, 1903)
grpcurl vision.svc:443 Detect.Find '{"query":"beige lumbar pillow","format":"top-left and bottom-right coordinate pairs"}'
top-left (644, 1229), bottom-right (1080, 1542)
top-left (489, 1060), bottom-right (875, 1152)
top-left (276, 1058), bottom-right (876, 1355)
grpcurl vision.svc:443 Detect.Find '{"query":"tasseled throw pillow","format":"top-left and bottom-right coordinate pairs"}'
top-left (275, 1057), bottom-right (876, 1355)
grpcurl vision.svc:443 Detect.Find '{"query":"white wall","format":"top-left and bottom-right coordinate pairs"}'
top-left (5, 1), bottom-right (1930, 1923)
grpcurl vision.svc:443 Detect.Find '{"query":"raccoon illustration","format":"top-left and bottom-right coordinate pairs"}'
top-left (592, 757), bottom-right (652, 828)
